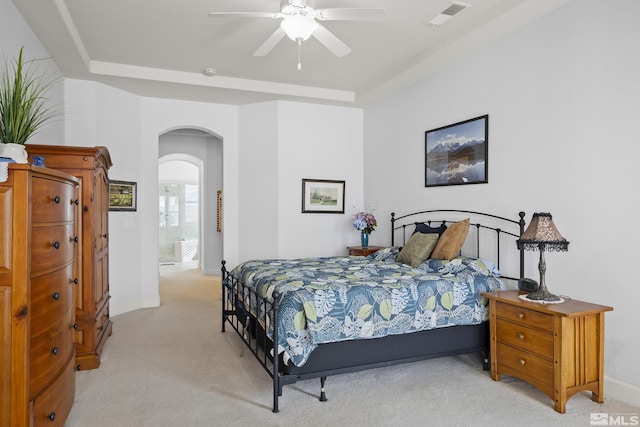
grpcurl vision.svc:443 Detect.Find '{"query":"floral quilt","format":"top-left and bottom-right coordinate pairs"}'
top-left (230, 250), bottom-right (505, 367)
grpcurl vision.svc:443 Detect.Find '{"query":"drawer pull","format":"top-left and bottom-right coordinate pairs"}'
top-left (72, 278), bottom-right (79, 285)
top-left (73, 198), bottom-right (80, 205)
top-left (73, 322), bottom-right (78, 330)
top-left (72, 236), bottom-right (79, 243)
top-left (103, 233), bottom-right (108, 239)
top-left (51, 241), bottom-right (61, 250)
top-left (51, 346), bottom-right (60, 355)
top-left (48, 412), bottom-right (56, 422)
top-left (518, 312), bottom-right (525, 319)
top-left (53, 195), bottom-right (61, 204)
top-left (517, 333), bottom-right (525, 340)
top-left (519, 359), bottom-right (526, 366)
top-left (52, 291), bottom-right (60, 301)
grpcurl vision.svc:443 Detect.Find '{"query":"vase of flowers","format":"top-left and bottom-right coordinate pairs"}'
top-left (353, 209), bottom-right (377, 248)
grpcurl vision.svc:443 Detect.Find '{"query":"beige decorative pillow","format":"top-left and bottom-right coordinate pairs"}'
top-left (430, 218), bottom-right (470, 260)
top-left (396, 233), bottom-right (440, 268)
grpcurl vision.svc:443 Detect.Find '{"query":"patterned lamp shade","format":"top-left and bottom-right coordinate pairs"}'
top-left (517, 212), bottom-right (569, 252)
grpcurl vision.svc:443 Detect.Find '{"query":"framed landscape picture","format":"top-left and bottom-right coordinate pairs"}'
top-left (301, 179), bottom-right (345, 213)
top-left (109, 180), bottom-right (137, 211)
top-left (425, 115), bottom-right (488, 187)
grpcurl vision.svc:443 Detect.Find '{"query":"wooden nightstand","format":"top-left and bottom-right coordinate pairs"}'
top-left (347, 246), bottom-right (384, 256)
top-left (482, 290), bottom-right (613, 413)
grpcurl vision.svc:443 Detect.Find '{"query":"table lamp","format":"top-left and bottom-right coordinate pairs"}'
top-left (517, 212), bottom-right (569, 303)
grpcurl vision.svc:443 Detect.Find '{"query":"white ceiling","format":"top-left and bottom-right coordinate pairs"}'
top-left (13, 0), bottom-right (570, 107)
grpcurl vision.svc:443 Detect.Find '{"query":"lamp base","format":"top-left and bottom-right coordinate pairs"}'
top-left (519, 289), bottom-right (565, 304)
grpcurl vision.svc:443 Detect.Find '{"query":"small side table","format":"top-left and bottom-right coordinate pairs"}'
top-left (347, 246), bottom-right (384, 256)
top-left (482, 289), bottom-right (613, 413)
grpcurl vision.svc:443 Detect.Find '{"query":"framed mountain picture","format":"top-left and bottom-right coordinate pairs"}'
top-left (425, 115), bottom-right (488, 187)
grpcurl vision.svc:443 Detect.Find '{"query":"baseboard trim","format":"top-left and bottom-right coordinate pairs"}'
top-left (110, 300), bottom-right (143, 317)
top-left (143, 294), bottom-right (161, 309)
top-left (606, 376), bottom-right (640, 408)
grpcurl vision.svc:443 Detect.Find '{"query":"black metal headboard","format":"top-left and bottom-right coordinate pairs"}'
top-left (391, 209), bottom-right (526, 282)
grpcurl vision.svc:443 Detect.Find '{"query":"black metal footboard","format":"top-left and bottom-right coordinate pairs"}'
top-left (221, 260), bottom-right (284, 412)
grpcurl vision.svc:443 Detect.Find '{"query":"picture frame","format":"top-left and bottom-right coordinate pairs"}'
top-left (108, 180), bottom-right (137, 211)
top-left (425, 115), bottom-right (488, 187)
top-left (301, 179), bottom-right (345, 214)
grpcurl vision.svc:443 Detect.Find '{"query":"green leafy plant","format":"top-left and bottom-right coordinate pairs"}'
top-left (0, 46), bottom-right (60, 144)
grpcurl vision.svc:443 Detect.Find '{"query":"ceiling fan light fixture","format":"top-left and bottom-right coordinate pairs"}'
top-left (280, 15), bottom-right (318, 41)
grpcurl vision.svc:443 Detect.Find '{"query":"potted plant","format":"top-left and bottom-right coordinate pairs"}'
top-left (0, 46), bottom-right (60, 163)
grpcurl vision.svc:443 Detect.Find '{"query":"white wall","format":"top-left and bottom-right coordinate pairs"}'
top-left (277, 101), bottom-right (365, 258)
top-left (364, 0), bottom-right (640, 404)
top-left (237, 102), bottom-right (279, 261)
top-left (236, 101), bottom-right (365, 261)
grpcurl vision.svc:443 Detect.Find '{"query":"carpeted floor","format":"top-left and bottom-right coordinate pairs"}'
top-left (65, 265), bottom-right (639, 426)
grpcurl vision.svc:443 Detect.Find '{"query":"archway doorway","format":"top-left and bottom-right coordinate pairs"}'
top-left (158, 128), bottom-right (223, 277)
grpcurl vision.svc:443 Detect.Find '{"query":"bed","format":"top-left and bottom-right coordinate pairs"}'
top-left (221, 209), bottom-right (526, 412)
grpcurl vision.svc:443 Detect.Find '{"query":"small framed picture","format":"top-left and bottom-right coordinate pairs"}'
top-left (109, 180), bottom-right (137, 211)
top-left (425, 115), bottom-right (488, 187)
top-left (301, 179), bottom-right (345, 214)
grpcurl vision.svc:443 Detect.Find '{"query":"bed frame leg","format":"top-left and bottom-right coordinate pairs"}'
top-left (481, 350), bottom-right (490, 371)
top-left (319, 376), bottom-right (328, 402)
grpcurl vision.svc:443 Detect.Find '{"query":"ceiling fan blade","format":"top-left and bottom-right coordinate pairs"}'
top-left (314, 8), bottom-right (386, 21)
top-left (208, 12), bottom-right (281, 19)
top-left (312, 24), bottom-right (351, 57)
top-left (253, 27), bottom-right (287, 56)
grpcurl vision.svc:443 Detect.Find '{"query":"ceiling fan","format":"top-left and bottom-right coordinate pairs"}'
top-left (209, 0), bottom-right (386, 69)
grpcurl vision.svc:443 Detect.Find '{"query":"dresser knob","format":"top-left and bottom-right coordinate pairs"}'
top-left (72, 236), bottom-right (79, 243)
top-left (73, 198), bottom-right (80, 205)
top-left (52, 292), bottom-right (60, 301)
top-left (518, 313), bottom-right (525, 319)
top-left (51, 346), bottom-right (60, 355)
top-left (73, 323), bottom-right (78, 330)
top-left (518, 333), bottom-right (525, 340)
top-left (519, 359), bottom-right (526, 366)
top-left (51, 241), bottom-right (61, 250)
top-left (72, 278), bottom-right (79, 285)
top-left (48, 412), bottom-right (56, 422)
top-left (53, 195), bottom-right (61, 204)
top-left (103, 233), bottom-right (108, 238)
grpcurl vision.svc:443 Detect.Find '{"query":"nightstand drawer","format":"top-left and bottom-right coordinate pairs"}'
top-left (495, 301), bottom-right (553, 331)
top-left (497, 343), bottom-right (554, 392)
top-left (497, 320), bottom-right (553, 359)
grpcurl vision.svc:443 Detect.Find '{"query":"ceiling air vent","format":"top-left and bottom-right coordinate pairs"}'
top-left (427, 2), bottom-right (471, 26)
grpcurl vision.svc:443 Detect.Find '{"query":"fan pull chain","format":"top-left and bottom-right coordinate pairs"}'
top-left (297, 39), bottom-right (303, 71)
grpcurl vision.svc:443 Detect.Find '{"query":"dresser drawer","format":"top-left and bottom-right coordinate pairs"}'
top-left (31, 265), bottom-right (75, 336)
top-left (31, 177), bottom-right (76, 223)
top-left (496, 319), bottom-right (554, 360)
top-left (32, 357), bottom-right (75, 427)
top-left (30, 309), bottom-right (74, 396)
top-left (497, 342), bottom-right (554, 397)
top-left (31, 225), bottom-right (77, 273)
top-left (495, 301), bottom-right (553, 331)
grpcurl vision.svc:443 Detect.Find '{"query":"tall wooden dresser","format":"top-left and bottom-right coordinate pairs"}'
top-left (0, 164), bottom-right (80, 426)
top-left (26, 144), bottom-right (113, 370)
